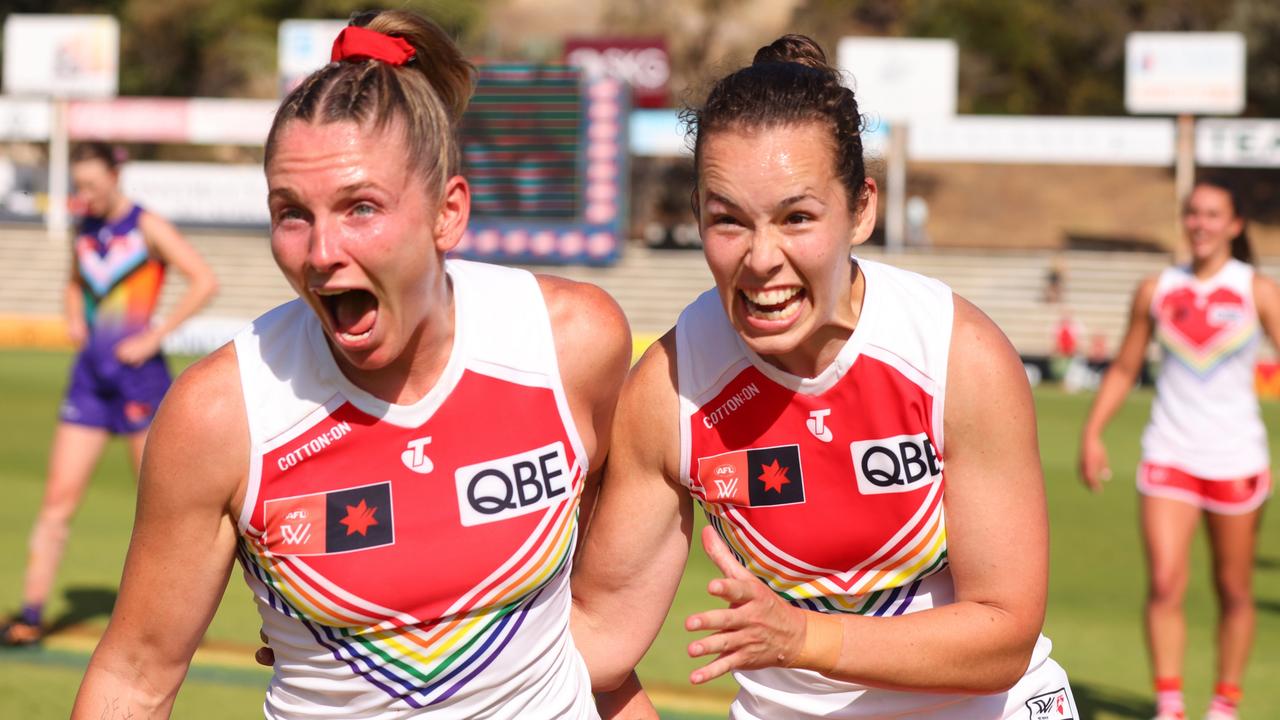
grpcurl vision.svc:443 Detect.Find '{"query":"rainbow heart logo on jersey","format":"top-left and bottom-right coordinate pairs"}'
top-left (696, 444), bottom-right (805, 508)
top-left (262, 481), bottom-right (395, 556)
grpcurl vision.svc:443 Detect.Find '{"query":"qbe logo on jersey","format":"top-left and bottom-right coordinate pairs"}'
top-left (455, 441), bottom-right (573, 526)
top-left (851, 433), bottom-right (942, 495)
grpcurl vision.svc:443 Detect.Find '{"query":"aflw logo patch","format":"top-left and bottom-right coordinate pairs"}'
top-left (851, 432), bottom-right (942, 495)
top-left (1025, 688), bottom-right (1074, 720)
top-left (696, 445), bottom-right (805, 508)
top-left (262, 481), bottom-right (395, 556)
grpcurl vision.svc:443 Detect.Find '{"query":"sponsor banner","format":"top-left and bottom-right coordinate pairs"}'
top-left (69, 98), bottom-right (190, 142)
top-left (186, 98), bottom-right (277, 145)
top-left (3, 14), bottom-right (119, 98)
top-left (1126, 32), bottom-right (1245, 115)
top-left (121, 161), bottom-right (269, 227)
top-left (564, 38), bottom-right (670, 108)
top-left (910, 116), bottom-right (1176, 166)
top-left (1197, 119), bottom-right (1280, 168)
top-left (66, 97), bottom-right (276, 145)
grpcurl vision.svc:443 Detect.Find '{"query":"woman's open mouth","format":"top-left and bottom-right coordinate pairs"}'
top-left (740, 286), bottom-right (805, 322)
top-left (316, 288), bottom-right (379, 343)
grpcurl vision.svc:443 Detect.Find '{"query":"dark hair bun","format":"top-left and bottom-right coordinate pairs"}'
top-left (752, 34), bottom-right (830, 71)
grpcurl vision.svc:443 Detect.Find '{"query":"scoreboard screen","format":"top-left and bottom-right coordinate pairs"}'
top-left (454, 64), bottom-right (627, 265)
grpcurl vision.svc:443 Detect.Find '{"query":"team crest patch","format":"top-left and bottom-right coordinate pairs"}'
top-left (263, 481), bottom-right (394, 556)
top-left (1025, 687), bottom-right (1074, 720)
top-left (696, 444), bottom-right (805, 507)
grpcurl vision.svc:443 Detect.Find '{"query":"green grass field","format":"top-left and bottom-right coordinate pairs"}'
top-left (1, 349), bottom-right (1278, 719)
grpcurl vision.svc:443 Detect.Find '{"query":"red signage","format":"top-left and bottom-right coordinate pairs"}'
top-left (564, 37), bottom-right (669, 108)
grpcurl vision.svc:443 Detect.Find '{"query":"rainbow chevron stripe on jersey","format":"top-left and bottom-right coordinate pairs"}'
top-left (676, 258), bottom-right (1071, 719)
top-left (1142, 259), bottom-right (1268, 479)
top-left (234, 261), bottom-right (597, 719)
top-left (75, 204), bottom-right (164, 347)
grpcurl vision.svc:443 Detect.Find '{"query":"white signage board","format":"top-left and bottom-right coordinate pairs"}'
top-left (0, 98), bottom-right (52, 140)
top-left (836, 37), bottom-right (957, 124)
top-left (3, 15), bottom-right (119, 98)
top-left (628, 108), bottom-right (887, 158)
top-left (1125, 32), bottom-right (1245, 115)
top-left (121, 162), bottom-right (269, 226)
top-left (1197, 119), bottom-right (1280, 167)
top-left (910, 116), bottom-right (1176, 166)
top-left (278, 19), bottom-right (347, 95)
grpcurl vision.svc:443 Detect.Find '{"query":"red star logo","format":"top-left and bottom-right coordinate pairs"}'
top-left (758, 459), bottom-right (790, 493)
top-left (339, 499), bottom-right (378, 536)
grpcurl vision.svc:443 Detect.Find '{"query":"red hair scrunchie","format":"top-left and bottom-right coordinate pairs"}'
top-left (330, 26), bottom-right (415, 66)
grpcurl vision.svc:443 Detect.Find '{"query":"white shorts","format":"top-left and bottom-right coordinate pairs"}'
top-left (729, 636), bottom-right (1077, 720)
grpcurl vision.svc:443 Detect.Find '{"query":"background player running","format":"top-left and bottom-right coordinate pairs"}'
top-left (571, 34), bottom-right (1077, 719)
top-left (1080, 178), bottom-right (1279, 720)
top-left (2, 141), bottom-right (217, 646)
top-left (70, 10), bottom-right (644, 718)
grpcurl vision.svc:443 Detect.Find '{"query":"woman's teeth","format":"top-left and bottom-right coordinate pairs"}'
top-left (741, 287), bottom-right (804, 320)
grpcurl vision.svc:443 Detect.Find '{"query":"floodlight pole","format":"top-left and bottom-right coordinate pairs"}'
top-left (885, 123), bottom-right (907, 253)
top-left (47, 99), bottom-right (69, 241)
top-left (1172, 113), bottom-right (1195, 260)
top-left (1174, 113), bottom-right (1195, 204)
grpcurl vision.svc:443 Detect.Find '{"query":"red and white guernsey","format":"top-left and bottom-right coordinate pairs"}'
top-left (677, 258), bottom-right (1074, 720)
top-left (1143, 259), bottom-right (1268, 479)
top-left (232, 260), bottom-right (596, 719)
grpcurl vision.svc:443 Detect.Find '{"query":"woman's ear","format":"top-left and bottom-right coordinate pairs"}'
top-left (433, 175), bottom-right (471, 253)
top-left (851, 178), bottom-right (878, 248)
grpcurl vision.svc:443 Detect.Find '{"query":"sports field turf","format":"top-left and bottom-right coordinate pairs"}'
top-left (1, 348), bottom-right (1277, 718)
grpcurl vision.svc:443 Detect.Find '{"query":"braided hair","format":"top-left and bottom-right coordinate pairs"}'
top-left (265, 10), bottom-right (476, 199)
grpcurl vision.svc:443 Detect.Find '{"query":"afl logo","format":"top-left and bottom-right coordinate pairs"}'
top-left (851, 433), bottom-right (942, 495)
top-left (453, 441), bottom-right (573, 526)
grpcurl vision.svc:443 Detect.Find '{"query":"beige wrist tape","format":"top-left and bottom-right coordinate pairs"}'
top-left (787, 612), bottom-right (844, 673)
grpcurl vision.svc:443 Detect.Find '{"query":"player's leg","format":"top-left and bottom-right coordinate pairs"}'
top-left (1201, 477), bottom-right (1266, 720)
top-left (3, 422), bottom-right (112, 644)
top-left (1140, 491), bottom-right (1200, 719)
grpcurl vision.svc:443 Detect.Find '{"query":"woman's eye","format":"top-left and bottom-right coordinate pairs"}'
top-left (711, 215), bottom-right (741, 227)
top-left (786, 213), bottom-right (812, 224)
top-left (353, 203), bottom-right (377, 216)
top-left (275, 207), bottom-right (304, 224)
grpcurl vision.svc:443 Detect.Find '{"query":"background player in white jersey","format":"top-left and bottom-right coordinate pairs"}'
top-left (1080, 178), bottom-right (1280, 720)
top-left (2, 142), bottom-right (217, 646)
top-left (571, 35), bottom-right (1076, 719)
top-left (71, 10), bottom-right (649, 719)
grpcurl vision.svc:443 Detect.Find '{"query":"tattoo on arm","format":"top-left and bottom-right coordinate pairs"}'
top-left (99, 696), bottom-right (140, 720)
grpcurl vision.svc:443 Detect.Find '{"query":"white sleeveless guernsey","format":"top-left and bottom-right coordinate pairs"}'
top-left (232, 260), bottom-right (597, 719)
top-left (676, 258), bottom-right (1075, 720)
top-left (1142, 259), bottom-right (1269, 479)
